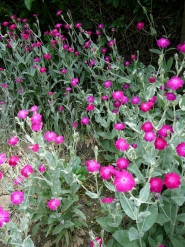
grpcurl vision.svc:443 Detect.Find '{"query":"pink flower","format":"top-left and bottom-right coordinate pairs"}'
top-left (56, 10), bottom-right (62, 15)
top-left (86, 160), bottom-right (100, 173)
top-left (16, 78), bottom-right (23, 83)
top-left (72, 122), bottom-right (78, 128)
top-left (0, 171), bottom-right (3, 180)
top-left (141, 121), bottom-right (154, 132)
top-left (0, 208), bottom-right (10, 227)
top-left (87, 96), bottom-right (94, 103)
top-left (113, 171), bottom-right (135, 193)
top-left (81, 117), bottom-right (90, 125)
top-left (114, 123), bottom-right (125, 130)
top-left (112, 90), bottom-right (124, 101)
top-left (0, 153), bottom-right (6, 165)
top-left (21, 164), bottom-right (34, 178)
top-left (48, 198), bottom-right (61, 210)
top-left (101, 198), bottom-right (114, 204)
top-left (44, 131), bottom-right (57, 142)
top-left (60, 69), bottom-right (67, 74)
top-left (1, 84), bottom-right (8, 88)
top-left (164, 172), bottom-right (181, 189)
top-left (43, 54), bottom-right (52, 60)
top-left (100, 166), bottom-right (115, 180)
top-left (157, 125), bottom-right (173, 138)
top-left (38, 164), bottom-right (46, 173)
top-left (71, 78), bottom-right (79, 87)
top-left (154, 137), bottom-right (167, 150)
top-left (90, 238), bottom-right (102, 247)
top-left (17, 109), bottom-right (28, 119)
top-left (149, 77), bottom-right (156, 83)
top-left (136, 22), bottom-right (144, 30)
top-left (131, 96), bottom-right (140, 105)
top-left (132, 143), bottom-right (138, 148)
top-left (14, 176), bottom-right (23, 185)
top-left (114, 101), bottom-right (121, 108)
top-left (166, 76), bottom-right (184, 90)
top-left (101, 95), bottom-right (109, 101)
top-left (115, 138), bottom-right (129, 152)
top-left (101, 48), bottom-right (107, 53)
top-left (157, 37), bottom-right (170, 48)
top-left (86, 104), bottom-right (95, 111)
top-left (31, 122), bottom-right (43, 132)
top-left (58, 106), bottom-right (64, 111)
top-left (30, 113), bottom-right (42, 124)
top-left (125, 61), bottom-right (130, 66)
top-left (164, 92), bottom-right (176, 101)
top-left (103, 80), bottom-right (112, 88)
top-left (149, 178), bottom-right (163, 193)
top-left (131, 54), bottom-right (137, 61)
top-left (55, 135), bottom-right (64, 144)
top-left (40, 67), bottom-right (47, 73)
top-left (116, 157), bottom-right (130, 170)
top-left (29, 144), bottom-right (40, 152)
top-left (139, 102), bottom-right (154, 112)
top-left (176, 142), bottom-right (185, 157)
top-left (144, 132), bottom-right (156, 142)
top-left (33, 57), bottom-right (40, 62)
top-left (75, 23), bottom-right (82, 28)
top-left (30, 105), bottom-right (38, 112)
top-left (8, 136), bottom-right (19, 146)
top-left (107, 40), bottom-right (115, 47)
top-left (10, 191), bottom-right (24, 204)
top-left (8, 156), bottom-right (20, 166)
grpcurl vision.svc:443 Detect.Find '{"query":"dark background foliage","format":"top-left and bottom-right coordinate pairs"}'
top-left (0, 0), bottom-right (184, 64)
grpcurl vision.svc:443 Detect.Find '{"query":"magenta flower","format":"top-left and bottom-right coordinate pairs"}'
top-left (125, 61), bottom-right (130, 66)
top-left (115, 138), bottom-right (129, 152)
top-left (43, 54), bottom-right (52, 60)
top-left (149, 178), bottom-right (163, 193)
top-left (132, 143), bottom-right (138, 148)
top-left (75, 23), bottom-right (82, 28)
top-left (0, 153), bottom-right (6, 165)
top-left (0, 207), bottom-right (10, 227)
top-left (114, 123), bottom-right (125, 130)
top-left (107, 40), bottom-right (115, 47)
top-left (38, 164), bottom-right (46, 173)
top-left (113, 171), bottom-right (135, 193)
top-left (81, 117), bottom-right (90, 125)
top-left (166, 76), bottom-right (184, 90)
top-left (48, 198), bottom-right (61, 210)
top-left (60, 68), bottom-right (67, 74)
top-left (157, 37), bottom-right (170, 48)
top-left (90, 238), bottom-right (102, 247)
top-left (71, 78), bottom-right (79, 87)
top-left (157, 125), bottom-right (173, 138)
top-left (30, 105), bottom-right (38, 112)
top-left (144, 132), bottom-right (156, 142)
top-left (31, 122), bottom-right (43, 132)
top-left (21, 164), bottom-right (34, 178)
top-left (87, 95), bottom-right (94, 103)
top-left (101, 95), bottom-right (109, 101)
top-left (16, 78), bottom-right (23, 83)
top-left (8, 156), bottom-right (20, 166)
top-left (112, 90), bottom-right (124, 101)
top-left (0, 171), bottom-right (3, 180)
top-left (86, 160), bottom-right (100, 173)
top-left (7, 136), bottom-right (19, 146)
top-left (149, 77), bottom-right (156, 83)
top-left (164, 92), bottom-right (176, 101)
top-left (55, 135), bottom-right (64, 144)
top-left (141, 121), bottom-right (154, 132)
top-left (176, 142), bottom-right (185, 157)
top-left (136, 22), bottom-right (144, 30)
top-left (10, 191), bottom-right (24, 205)
top-left (14, 176), bottom-right (23, 185)
top-left (40, 67), bottom-right (46, 73)
top-left (114, 101), bottom-right (121, 108)
top-left (44, 131), bottom-right (57, 142)
top-left (100, 166), bottom-right (115, 180)
top-left (30, 113), bottom-right (42, 124)
top-left (28, 144), bottom-right (40, 152)
top-left (86, 104), bottom-right (95, 111)
top-left (72, 122), bottom-right (78, 128)
top-left (131, 96), bottom-right (140, 105)
top-left (131, 54), bottom-right (137, 61)
top-left (164, 172), bottom-right (181, 189)
top-left (101, 198), bottom-right (114, 204)
top-left (58, 106), bottom-right (64, 111)
top-left (17, 109), bottom-right (28, 119)
top-left (154, 137), bottom-right (167, 150)
top-left (103, 80), bottom-right (112, 88)
top-left (140, 102), bottom-right (154, 112)
top-left (116, 157), bottom-right (130, 170)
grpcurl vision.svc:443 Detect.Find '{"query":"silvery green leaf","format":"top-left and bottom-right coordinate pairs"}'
top-left (85, 191), bottom-right (99, 198)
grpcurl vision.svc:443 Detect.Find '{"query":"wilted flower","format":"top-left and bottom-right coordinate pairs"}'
top-left (90, 238), bottom-right (102, 247)
top-left (14, 176), bottom-right (23, 185)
